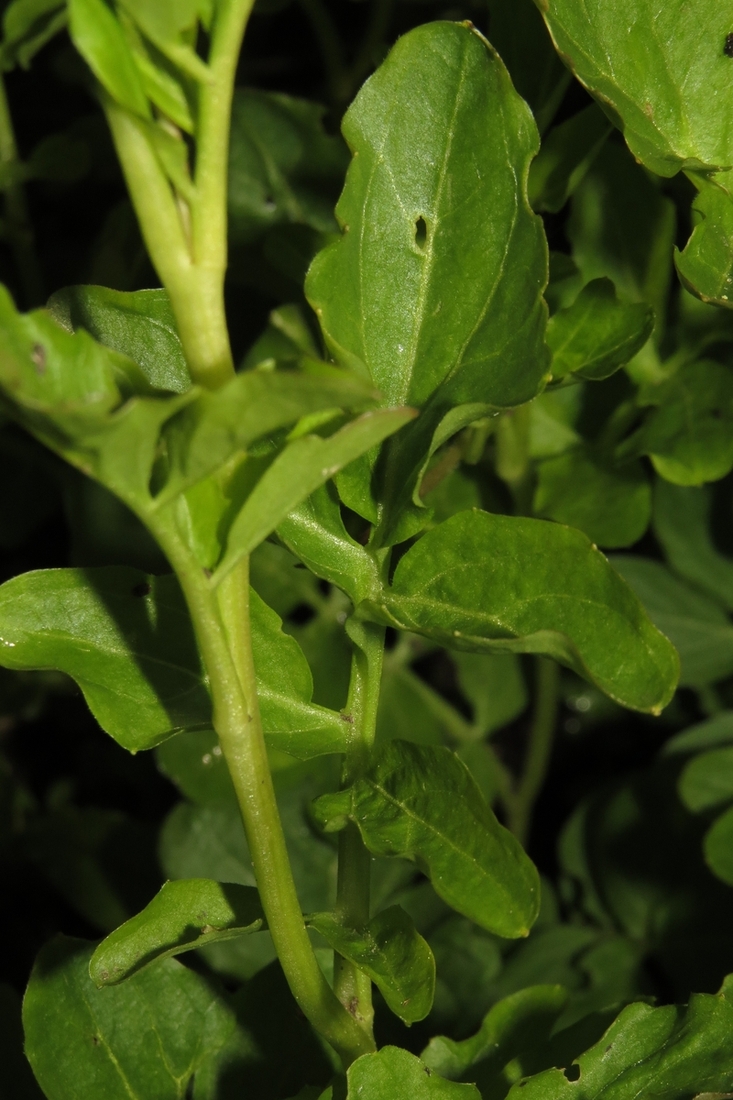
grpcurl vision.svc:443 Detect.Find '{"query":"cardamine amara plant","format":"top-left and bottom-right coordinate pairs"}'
top-left (3, 0), bottom-right (733, 1097)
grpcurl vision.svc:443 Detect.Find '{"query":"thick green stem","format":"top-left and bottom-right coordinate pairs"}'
top-left (332, 618), bottom-right (385, 1037)
top-left (152, 527), bottom-right (373, 1067)
top-left (508, 658), bottom-right (559, 846)
top-left (0, 73), bottom-right (43, 306)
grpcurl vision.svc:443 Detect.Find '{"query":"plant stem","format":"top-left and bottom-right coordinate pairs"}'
top-left (332, 618), bottom-right (385, 1037)
top-left (153, 526), bottom-right (373, 1067)
top-left (507, 657), bottom-right (559, 846)
top-left (0, 72), bottom-right (43, 306)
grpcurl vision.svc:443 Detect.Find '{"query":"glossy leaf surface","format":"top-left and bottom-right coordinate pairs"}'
top-left (24, 936), bottom-right (234, 1100)
top-left (0, 567), bottom-right (209, 751)
top-left (675, 175), bottom-right (733, 308)
top-left (308, 906), bottom-right (435, 1023)
top-left (611, 555), bottom-right (733, 687)
top-left (307, 20), bottom-right (549, 537)
top-left (347, 1047), bottom-right (479, 1099)
top-left (214, 408), bottom-right (414, 579)
top-left (534, 450), bottom-right (650, 549)
top-left (537, 0), bottom-right (733, 177)
top-left (546, 278), bottom-right (653, 381)
top-left (47, 285), bottom-right (191, 394)
top-left (507, 991), bottom-right (733, 1097)
top-left (90, 879), bottom-right (264, 985)
top-left (362, 511), bottom-right (678, 713)
top-left (314, 740), bottom-right (540, 939)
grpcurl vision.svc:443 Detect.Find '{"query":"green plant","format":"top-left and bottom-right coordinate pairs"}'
top-left (3, 0), bottom-right (733, 1096)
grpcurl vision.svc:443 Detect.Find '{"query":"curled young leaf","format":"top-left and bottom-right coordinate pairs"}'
top-left (90, 879), bottom-right (265, 985)
top-left (314, 740), bottom-right (540, 940)
top-left (360, 510), bottom-right (678, 714)
top-left (308, 906), bottom-right (435, 1024)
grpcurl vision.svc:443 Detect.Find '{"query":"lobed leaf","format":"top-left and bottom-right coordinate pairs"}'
top-left (23, 936), bottom-right (234, 1100)
top-left (361, 510), bottom-right (678, 714)
top-left (308, 906), bottom-right (435, 1024)
top-left (422, 984), bottom-right (568, 1080)
top-left (506, 990), bottom-right (733, 1097)
top-left (536, 0), bottom-right (733, 177)
top-left (307, 20), bottom-right (549, 540)
top-left (314, 740), bottom-right (540, 939)
top-left (346, 1047), bottom-right (480, 1099)
top-left (546, 277), bottom-right (653, 382)
top-left (90, 879), bottom-right (265, 985)
top-left (47, 285), bottom-right (191, 394)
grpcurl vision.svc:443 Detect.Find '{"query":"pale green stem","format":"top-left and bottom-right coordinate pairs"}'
top-left (0, 72), bottom-right (43, 306)
top-left (149, 524), bottom-right (374, 1067)
top-left (507, 658), bottom-right (559, 846)
top-left (332, 618), bottom-right (385, 1038)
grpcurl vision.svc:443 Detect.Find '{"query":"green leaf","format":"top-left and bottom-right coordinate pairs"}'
top-left (486, 0), bottom-right (570, 133)
top-left (68, 0), bottom-right (150, 119)
top-left (307, 21), bottom-right (549, 539)
top-left (155, 365), bottom-right (380, 507)
top-left (453, 652), bottom-right (528, 738)
top-left (422, 984), bottom-right (568, 1080)
top-left (249, 587), bottom-right (349, 759)
top-left (676, 174), bottom-right (733, 309)
top-left (610, 555), bottom-right (733, 687)
top-left (47, 285), bottom-right (191, 394)
top-left (362, 510), bottom-right (678, 714)
top-left (90, 879), bottom-right (265, 984)
top-left (534, 449), bottom-right (651, 549)
top-left (156, 729), bottom-right (237, 809)
top-left (663, 712), bottom-right (733, 756)
top-left (241, 302), bottom-right (319, 371)
top-left (214, 407), bottom-right (415, 581)
top-left (546, 278), bottom-right (654, 382)
top-left (679, 747), bottom-right (733, 813)
top-left (0, 567), bottom-right (210, 752)
top-left (346, 1047), bottom-right (480, 1099)
top-left (507, 992), bottom-right (733, 1097)
top-left (1, 0), bottom-right (67, 71)
top-left (313, 740), bottom-right (540, 939)
top-left (23, 936), bottom-right (234, 1100)
top-left (276, 483), bottom-right (380, 605)
top-left (567, 144), bottom-right (675, 357)
top-left (0, 983), bottom-right (43, 1099)
top-left (228, 89), bottom-right (348, 244)
top-left (625, 360), bottom-right (733, 486)
top-left (537, 0), bottom-right (733, 177)
top-left (653, 479), bottom-right (733, 611)
top-left (529, 104), bottom-right (612, 213)
top-left (308, 906), bottom-right (435, 1024)
top-left (704, 806), bottom-right (733, 886)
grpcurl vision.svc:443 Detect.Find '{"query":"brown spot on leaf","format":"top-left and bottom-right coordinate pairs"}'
top-left (31, 344), bottom-right (46, 374)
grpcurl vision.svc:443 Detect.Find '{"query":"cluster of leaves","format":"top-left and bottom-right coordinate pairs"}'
top-left (3, 0), bottom-right (733, 1097)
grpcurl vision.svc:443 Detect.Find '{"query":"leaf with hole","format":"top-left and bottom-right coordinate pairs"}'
top-left (313, 740), bottom-right (540, 939)
top-left (307, 20), bottom-right (549, 543)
